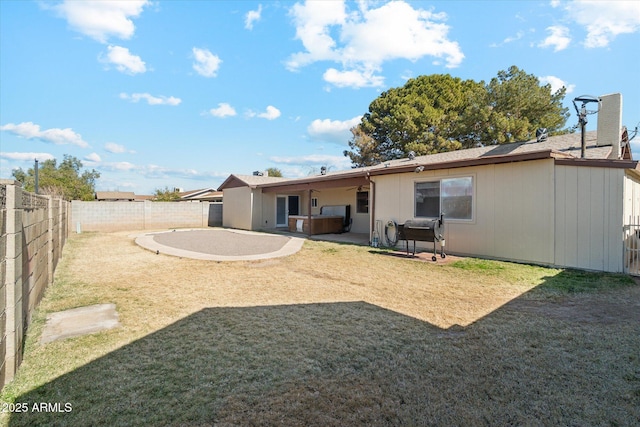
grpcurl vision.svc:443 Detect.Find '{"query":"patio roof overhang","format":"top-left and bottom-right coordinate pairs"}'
top-left (260, 175), bottom-right (370, 193)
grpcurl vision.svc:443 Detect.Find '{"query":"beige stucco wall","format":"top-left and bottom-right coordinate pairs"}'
top-left (310, 187), bottom-right (370, 234)
top-left (255, 189), bottom-right (370, 234)
top-left (372, 159), bottom-right (556, 265)
top-left (222, 187), bottom-right (253, 230)
top-left (623, 170), bottom-right (640, 224)
top-left (554, 165), bottom-right (625, 272)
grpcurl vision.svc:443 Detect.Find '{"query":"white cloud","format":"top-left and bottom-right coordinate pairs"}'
top-left (308, 116), bottom-right (361, 144)
top-left (287, 0), bottom-right (464, 88)
top-left (141, 164), bottom-right (228, 180)
top-left (120, 92), bottom-right (182, 106)
top-left (562, 0), bottom-right (640, 48)
top-left (85, 152), bottom-right (102, 162)
top-left (245, 5), bottom-right (262, 30)
top-left (105, 142), bottom-right (135, 154)
top-left (208, 103), bottom-right (237, 118)
top-left (100, 161), bottom-right (137, 171)
top-left (490, 30), bottom-right (525, 48)
top-left (53, 0), bottom-right (149, 43)
top-left (192, 47), bottom-right (222, 77)
top-left (247, 105), bottom-right (281, 120)
top-left (1, 122), bottom-right (89, 147)
top-left (539, 75), bottom-right (575, 94)
top-left (100, 45), bottom-right (146, 74)
top-left (0, 152), bottom-right (56, 162)
top-left (258, 105), bottom-right (281, 120)
top-left (323, 68), bottom-right (384, 88)
top-left (538, 26), bottom-right (571, 51)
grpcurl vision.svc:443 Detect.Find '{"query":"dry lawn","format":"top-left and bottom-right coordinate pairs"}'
top-left (2, 231), bottom-right (639, 426)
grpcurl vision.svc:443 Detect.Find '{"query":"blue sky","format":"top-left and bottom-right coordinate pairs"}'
top-left (1, 0), bottom-right (639, 195)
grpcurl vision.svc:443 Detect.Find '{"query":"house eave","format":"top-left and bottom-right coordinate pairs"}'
top-left (553, 158), bottom-right (639, 169)
top-left (368, 150), bottom-right (558, 177)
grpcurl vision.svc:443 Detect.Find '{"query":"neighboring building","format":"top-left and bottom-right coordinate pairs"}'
top-left (179, 188), bottom-right (223, 202)
top-left (95, 191), bottom-right (136, 201)
top-left (95, 191), bottom-right (153, 201)
top-left (218, 93), bottom-right (640, 274)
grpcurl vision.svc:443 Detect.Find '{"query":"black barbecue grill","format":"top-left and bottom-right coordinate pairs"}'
top-left (397, 213), bottom-right (445, 261)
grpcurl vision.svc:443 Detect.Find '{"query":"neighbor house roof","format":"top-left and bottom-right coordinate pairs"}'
top-left (219, 131), bottom-right (639, 193)
top-left (179, 188), bottom-right (223, 201)
top-left (218, 174), bottom-right (289, 191)
top-left (95, 191), bottom-right (136, 201)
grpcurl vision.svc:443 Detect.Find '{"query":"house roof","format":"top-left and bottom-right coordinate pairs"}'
top-left (179, 188), bottom-right (223, 201)
top-left (95, 191), bottom-right (136, 201)
top-left (217, 174), bottom-right (289, 191)
top-left (219, 131), bottom-right (639, 192)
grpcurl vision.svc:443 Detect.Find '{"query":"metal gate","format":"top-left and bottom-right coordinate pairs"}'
top-left (624, 218), bottom-right (640, 276)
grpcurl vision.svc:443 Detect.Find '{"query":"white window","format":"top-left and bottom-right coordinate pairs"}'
top-left (415, 177), bottom-right (473, 220)
top-left (311, 197), bottom-right (318, 208)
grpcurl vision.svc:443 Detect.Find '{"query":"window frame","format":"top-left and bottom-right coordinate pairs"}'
top-left (356, 190), bottom-right (369, 214)
top-left (414, 175), bottom-right (474, 221)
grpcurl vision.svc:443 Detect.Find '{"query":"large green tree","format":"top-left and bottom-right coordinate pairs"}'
top-left (12, 155), bottom-right (100, 201)
top-left (265, 167), bottom-right (283, 177)
top-left (344, 66), bottom-right (570, 166)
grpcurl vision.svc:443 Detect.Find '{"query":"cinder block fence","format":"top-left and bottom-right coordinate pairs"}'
top-left (70, 200), bottom-right (222, 232)
top-left (0, 180), bottom-right (68, 387)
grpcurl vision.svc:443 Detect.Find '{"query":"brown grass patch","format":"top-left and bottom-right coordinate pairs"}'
top-left (2, 231), bottom-right (639, 426)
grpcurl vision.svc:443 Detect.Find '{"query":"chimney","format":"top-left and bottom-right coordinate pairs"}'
top-left (597, 93), bottom-right (623, 159)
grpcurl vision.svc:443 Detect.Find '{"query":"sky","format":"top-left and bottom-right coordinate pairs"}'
top-left (1, 0), bottom-right (639, 195)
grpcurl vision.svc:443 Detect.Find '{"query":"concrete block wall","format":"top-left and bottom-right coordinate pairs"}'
top-left (71, 200), bottom-right (217, 232)
top-left (0, 184), bottom-right (7, 387)
top-left (0, 180), bottom-right (68, 387)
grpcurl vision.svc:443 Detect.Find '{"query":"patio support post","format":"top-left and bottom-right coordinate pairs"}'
top-left (307, 189), bottom-right (312, 237)
top-left (369, 177), bottom-right (375, 245)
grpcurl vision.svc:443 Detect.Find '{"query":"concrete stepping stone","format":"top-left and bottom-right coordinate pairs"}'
top-left (40, 303), bottom-right (120, 344)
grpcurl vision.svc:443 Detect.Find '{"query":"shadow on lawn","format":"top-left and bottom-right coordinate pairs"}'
top-left (9, 279), bottom-right (640, 426)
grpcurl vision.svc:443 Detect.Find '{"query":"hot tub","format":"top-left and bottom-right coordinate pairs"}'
top-left (288, 215), bottom-right (344, 235)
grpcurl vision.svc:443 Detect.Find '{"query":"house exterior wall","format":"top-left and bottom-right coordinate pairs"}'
top-left (254, 189), bottom-right (369, 234)
top-left (372, 159), bottom-right (556, 265)
top-left (222, 187), bottom-right (253, 230)
top-left (554, 165), bottom-right (625, 272)
top-left (251, 189), bottom-right (267, 230)
top-left (311, 187), bottom-right (370, 234)
top-left (623, 170), bottom-right (640, 223)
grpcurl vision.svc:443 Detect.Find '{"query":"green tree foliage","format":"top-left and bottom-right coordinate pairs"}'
top-left (153, 187), bottom-right (181, 201)
top-left (12, 155), bottom-right (100, 201)
top-left (344, 66), bottom-right (570, 166)
top-left (265, 167), bottom-right (283, 177)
